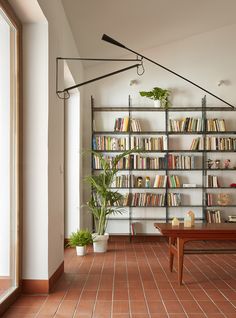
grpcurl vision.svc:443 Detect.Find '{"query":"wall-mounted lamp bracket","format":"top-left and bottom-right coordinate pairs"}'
top-left (101, 34), bottom-right (235, 109)
top-left (56, 57), bottom-right (142, 99)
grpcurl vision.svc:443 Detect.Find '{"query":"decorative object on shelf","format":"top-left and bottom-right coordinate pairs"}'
top-left (228, 215), bottom-right (236, 222)
top-left (183, 184), bottom-right (197, 188)
top-left (67, 229), bottom-right (93, 256)
top-left (172, 217), bottom-right (180, 226)
top-left (206, 159), bottom-right (214, 169)
top-left (184, 214), bottom-right (192, 228)
top-left (214, 159), bottom-right (221, 169)
top-left (145, 176), bottom-right (151, 188)
top-left (217, 193), bottom-right (231, 206)
top-left (187, 210), bottom-right (195, 226)
top-left (139, 86), bottom-right (171, 108)
top-left (137, 176), bottom-right (143, 188)
top-left (85, 149), bottom-right (134, 252)
top-left (230, 183), bottom-right (236, 187)
top-left (223, 159), bottom-right (231, 169)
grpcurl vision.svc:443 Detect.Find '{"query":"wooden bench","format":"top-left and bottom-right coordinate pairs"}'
top-left (154, 223), bottom-right (236, 285)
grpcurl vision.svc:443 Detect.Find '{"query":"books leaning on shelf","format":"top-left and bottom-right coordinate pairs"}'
top-left (169, 117), bottom-right (203, 132)
top-left (207, 175), bottom-right (220, 188)
top-left (114, 117), bottom-right (142, 132)
top-left (190, 137), bottom-right (203, 150)
top-left (206, 210), bottom-right (221, 223)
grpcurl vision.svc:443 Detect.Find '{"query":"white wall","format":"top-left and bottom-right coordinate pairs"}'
top-left (37, 0), bottom-right (84, 277)
top-left (65, 92), bottom-right (81, 237)
top-left (83, 23), bottom-right (236, 230)
top-left (12, 0), bottom-right (84, 280)
top-left (22, 22), bottom-right (49, 279)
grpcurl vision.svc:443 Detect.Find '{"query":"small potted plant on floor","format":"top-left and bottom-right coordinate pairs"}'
top-left (67, 229), bottom-right (93, 256)
top-left (85, 149), bottom-right (134, 253)
top-left (139, 86), bottom-right (171, 108)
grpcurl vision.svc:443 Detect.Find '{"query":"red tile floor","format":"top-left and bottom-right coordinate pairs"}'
top-left (2, 240), bottom-right (236, 317)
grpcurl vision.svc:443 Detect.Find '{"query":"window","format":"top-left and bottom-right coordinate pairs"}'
top-left (0, 1), bottom-right (21, 310)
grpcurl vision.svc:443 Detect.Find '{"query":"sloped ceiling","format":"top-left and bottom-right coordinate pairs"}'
top-left (62, 0), bottom-right (236, 64)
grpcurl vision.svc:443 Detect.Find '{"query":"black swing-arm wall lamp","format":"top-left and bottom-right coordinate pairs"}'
top-left (101, 34), bottom-right (235, 110)
top-left (56, 33), bottom-right (235, 109)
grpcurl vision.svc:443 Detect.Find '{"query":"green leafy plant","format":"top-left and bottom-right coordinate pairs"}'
top-left (67, 229), bottom-right (93, 247)
top-left (85, 149), bottom-right (136, 235)
top-left (139, 86), bottom-right (171, 108)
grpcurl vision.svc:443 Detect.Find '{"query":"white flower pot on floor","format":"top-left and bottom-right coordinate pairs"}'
top-left (76, 245), bottom-right (86, 256)
top-left (92, 233), bottom-right (109, 253)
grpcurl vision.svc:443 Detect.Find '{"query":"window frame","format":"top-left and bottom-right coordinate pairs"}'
top-left (0, 0), bottom-right (22, 314)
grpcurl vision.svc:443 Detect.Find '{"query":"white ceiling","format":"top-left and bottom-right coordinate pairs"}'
top-left (62, 0), bottom-right (236, 64)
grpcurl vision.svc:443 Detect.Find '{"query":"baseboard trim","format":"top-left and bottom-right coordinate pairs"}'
top-left (22, 261), bottom-right (64, 294)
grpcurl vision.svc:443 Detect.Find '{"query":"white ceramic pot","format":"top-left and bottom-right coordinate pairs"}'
top-left (76, 245), bottom-right (86, 256)
top-left (92, 233), bottom-right (109, 253)
top-left (154, 100), bottom-right (161, 108)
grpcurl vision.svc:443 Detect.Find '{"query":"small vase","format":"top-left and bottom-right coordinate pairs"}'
top-left (76, 245), bottom-right (86, 256)
top-left (154, 100), bottom-right (161, 108)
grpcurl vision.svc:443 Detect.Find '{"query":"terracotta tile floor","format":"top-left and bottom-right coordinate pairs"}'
top-left (2, 240), bottom-right (236, 317)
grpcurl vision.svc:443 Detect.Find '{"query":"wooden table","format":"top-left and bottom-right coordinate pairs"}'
top-left (154, 223), bottom-right (236, 285)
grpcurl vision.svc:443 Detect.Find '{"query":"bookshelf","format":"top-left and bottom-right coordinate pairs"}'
top-left (91, 95), bottom-right (236, 236)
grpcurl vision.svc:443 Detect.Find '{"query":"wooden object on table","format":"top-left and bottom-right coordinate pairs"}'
top-left (154, 223), bottom-right (236, 285)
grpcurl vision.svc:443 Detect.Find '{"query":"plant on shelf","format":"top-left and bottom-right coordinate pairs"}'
top-left (139, 86), bottom-right (171, 108)
top-left (67, 229), bottom-right (93, 256)
top-left (85, 149), bottom-right (136, 252)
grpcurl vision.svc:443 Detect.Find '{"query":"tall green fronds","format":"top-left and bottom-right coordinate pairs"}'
top-left (85, 149), bottom-right (139, 235)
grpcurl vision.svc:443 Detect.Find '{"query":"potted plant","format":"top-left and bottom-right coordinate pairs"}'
top-left (67, 229), bottom-right (93, 256)
top-left (139, 86), bottom-right (171, 108)
top-left (85, 149), bottom-right (134, 252)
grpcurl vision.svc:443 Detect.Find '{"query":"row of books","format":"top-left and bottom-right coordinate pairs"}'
top-left (122, 192), bottom-right (181, 207)
top-left (93, 154), bottom-right (167, 170)
top-left (206, 119), bottom-right (226, 132)
top-left (114, 117), bottom-right (142, 132)
top-left (168, 154), bottom-right (195, 169)
top-left (169, 118), bottom-right (203, 132)
top-left (112, 175), bottom-right (135, 188)
top-left (206, 210), bottom-right (222, 223)
top-left (168, 118), bottom-right (226, 132)
top-left (207, 175), bottom-right (220, 188)
top-left (130, 136), bottom-right (167, 151)
top-left (93, 136), bottom-right (129, 150)
top-left (93, 154), bottom-right (197, 170)
top-left (205, 137), bottom-right (236, 151)
top-left (153, 175), bottom-right (181, 188)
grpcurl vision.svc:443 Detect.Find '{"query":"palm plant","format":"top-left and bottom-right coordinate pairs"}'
top-left (85, 149), bottom-right (135, 235)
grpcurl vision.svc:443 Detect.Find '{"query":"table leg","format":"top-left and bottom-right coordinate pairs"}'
top-left (169, 237), bottom-right (175, 272)
top-left (177, 238), bottom-right (184, 285)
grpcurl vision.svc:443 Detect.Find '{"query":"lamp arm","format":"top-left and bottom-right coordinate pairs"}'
top-left (58, 63), bottom-right (141, 94)
top-left (102, 34), bottom-right (235, 109)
